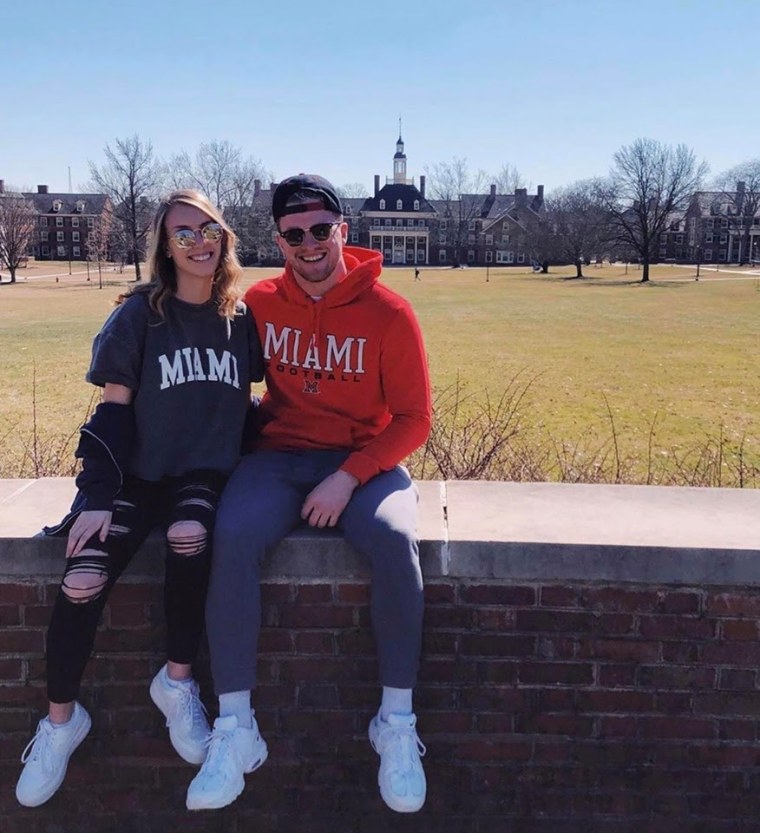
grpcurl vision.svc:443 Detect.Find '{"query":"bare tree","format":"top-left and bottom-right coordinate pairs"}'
top-left (89, 135), bottom-right (163, 281)
top-left (539, 180), bottom-right (610, 277)
top-left (0, 191), bottom-right (36, 283)
top-left (336, 182), bottom-right (370, 198)
top-left (714, 158), bottom-right (760, 265)
top-left (491, 163), bottom-right (530, 194)
top-left (426, 157), bottom-right (488, 267)
top-left (603, 138), bottom-right (708, 282)
top-left (85, 213), bottom-right (114, 288)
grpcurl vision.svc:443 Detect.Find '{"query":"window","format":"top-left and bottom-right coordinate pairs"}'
top-left (39, 231), bottom-right (48, 242)
top-left (418, 220), bottom-right (425, 227)
top-left (413, 200), bottom-right (419, 211)
top-left (350, 232), bottom-right (359, 243)
top-left (720, 234), bottom-right (727, 244)
top-left (406, 251), bottom-right (414, 262)
top-left (501, 234), bottom-right (510, 244)
top-left (440, 219), bottom-right (447, 229)
top-left (396, 219), bottom-right (403, 227)
top-left (345, 205), bottom-right (352, 215)
top-left (496, 250), bottom-right (514, 264)
top-left (56, 231), bottom-right (64, 242)
top-left (485, 234), bottom-right (493, 245)
top-left (704, 249), bottom-right (713, 260)
top-left (57, 245), bottom-right (66, 257)
top-left (53, 200), bottom-right (62, 213)
top-left (379, 199), bottom-right (386, 210)
top-left (373, 218), bottom-right (380, 226)
top-left (76, 200), bottom-right (85, 213)
top-left (407, 219), bottom-right (414, 226)
top-left (439, 235), bottom-right (447, 244)
top-left (439, 250), bottom-right (446, 262)
top-left (705, 233), bottom-right (713, 243)
top-left (87, 217), bottom-right (95, 228)
top-left (72, 217), bottom-right (79, 227)
top-left (705, 218), bottom-right (714, 230)
top-left (39, 216), bottom-right (48, 227)
top-left (396, 199), bottom-right (403, 210)
top-left (721, 218), bottom-right (729, 228)
top-left (73, 246), bottom-right (81, 257)
top-left (72, 231), bottom-right (80, 242)
top-left (718, 250), bottom-right (727, 261)
top-left (517, 253), bottom-right (525, 263)
top-left (467, 250), bottom-right (475, 263)
top-left (675, 234), bottom-right (683, 244)
top-left (385, 219), bottom-right (391, 227)
top-left (468, 220), bottom-right (476, 231)
top-left (56, 217), bottom-right (64, 227)
top-left (485, 250), bottom-right (493, 263)
top-left (41, 245), bottom-right (49, 256)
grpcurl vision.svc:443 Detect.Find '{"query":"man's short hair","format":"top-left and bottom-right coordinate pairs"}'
top-left (272, 174), bottom-right (342, 223)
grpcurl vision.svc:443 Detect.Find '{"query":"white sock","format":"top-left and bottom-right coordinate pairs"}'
top-left (219, 690), bottom-right (253, 728)
top-left (380, 687), bottom-right (413, 721)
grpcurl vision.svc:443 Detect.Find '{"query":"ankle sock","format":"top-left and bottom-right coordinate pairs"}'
top-left (380, 687), bottom-right (413, 721)
top-left (219, 690), bottom-right (253, 728)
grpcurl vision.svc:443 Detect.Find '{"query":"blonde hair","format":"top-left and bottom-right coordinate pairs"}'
top-left (117, 189), bottom-right (243, 320)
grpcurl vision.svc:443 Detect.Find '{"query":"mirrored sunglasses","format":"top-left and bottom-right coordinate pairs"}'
top-left (279, 222), bottom-right (341, 247)
top-left (170, 223), bottom-right (224, 249)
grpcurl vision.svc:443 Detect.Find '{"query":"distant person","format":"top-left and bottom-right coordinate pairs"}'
top-left (414, 266), bottom-right (420, 281)
top-left (185, 174), bottom-right (432, 814)
top-left (16, 190), bottom-right (264, 808)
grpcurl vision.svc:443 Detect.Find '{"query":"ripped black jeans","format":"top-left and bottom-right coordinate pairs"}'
top-left (46, 470), bottom-right (226, 704)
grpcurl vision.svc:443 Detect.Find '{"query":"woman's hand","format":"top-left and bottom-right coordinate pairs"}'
top-left (66, 510), bottom-right (112, 558)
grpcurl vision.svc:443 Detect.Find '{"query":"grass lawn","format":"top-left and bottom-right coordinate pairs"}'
top-left (1, 262), bottom-right (758, 484)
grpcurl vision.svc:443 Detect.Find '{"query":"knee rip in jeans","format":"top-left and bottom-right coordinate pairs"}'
top-left (61, 550), bottom-right (109, 603)
top-left (167, 520), bottom-right (207, 556)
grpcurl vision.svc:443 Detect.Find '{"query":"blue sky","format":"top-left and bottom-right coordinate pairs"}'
top-left (3, 0), bottom-right (758, 195)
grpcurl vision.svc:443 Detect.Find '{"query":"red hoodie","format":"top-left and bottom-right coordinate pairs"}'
top-left (243, 247), bottom-right (431, 484)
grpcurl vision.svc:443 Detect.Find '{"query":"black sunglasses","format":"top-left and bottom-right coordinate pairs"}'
top-left (278, 222), bottom-right (341, 247)
top-left (170, 223), bottom-right (224, 249)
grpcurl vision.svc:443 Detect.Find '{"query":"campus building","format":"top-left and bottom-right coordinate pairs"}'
top-left (22, 185), bottom-right (111, 262)
top-left (234, 136), bottom-right (546, 268)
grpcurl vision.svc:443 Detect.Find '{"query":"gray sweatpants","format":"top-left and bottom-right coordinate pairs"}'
top-left (206, 449), bottom-right (424, 695)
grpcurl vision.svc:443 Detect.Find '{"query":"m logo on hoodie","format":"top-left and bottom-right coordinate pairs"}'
top-left (263, 323), bottom-right (366, 374)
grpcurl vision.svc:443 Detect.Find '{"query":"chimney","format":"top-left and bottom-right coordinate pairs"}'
top-left (515, 187), bottom-right (527, 208)
top-left (38, 184), bottom-right (49, 194)
top-left (254, 179), bottom-right (261, 197)
top-left (420, 175), bottom-right (426, 198)
top-left (0, 179), bottom-right (4, 194)
top-left (537, 184), bottom-right (544, 201)
top-left (490, 183), bottom-right (496, 197)
top-left (374, 175), bottom-right (380, 197)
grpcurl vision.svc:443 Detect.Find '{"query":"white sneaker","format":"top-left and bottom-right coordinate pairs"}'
top-left (16, 702), bottom-right (92, 807)
top-left (186, 713), bottom-right (268, 811)
top-left (149, 665), bottom-right (210, 765)
top-left (369, 711), bottom-right (427, 813)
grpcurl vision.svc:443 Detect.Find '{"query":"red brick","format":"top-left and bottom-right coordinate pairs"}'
top-left (516, 713), bottom-right (594, 737)
top-left (653, 692), bottom-right (692, 714)
top-left (478, 661), bottom-right (518, 684)
top-left (1, 583), bottom-right (44, 604)
top-left (719, 668), bottom-right (756, 690)
top-left (421, 711), bottom-right (474, 733)
top-left (518, 662), bottom-right (593, 686)
top-left (293, 631), bottom-right (334, 654)
top-left (461, 685), bottom-right (525, 712)
top-left (295, 584), bottom-right (333, 603)
top-left (584, 587), bottom-right (701, 615)
top-left (539, 585), bottom-right (582, 608)
top-left (422, 631), bottom-right (458, 655)
top-left (661, 641), bottom-right (700, 663)
top-left (278, 605), bottom-right (355, 629)
top-left (474, 608), bottom-right (512, 630)
top-left (0, 658), bottom-right (23, 680)
top-left (475, 712), bottom-right (515, 733)
top-left (108, 583), bottom-right (160, 604)
top-left (702, 642), bottom-right (760, 664)
top-left (261, 582), bottom-right (295, 603)
top-left (107, 604), bottom-right (147, 628)
top-left (720, 619), bottom-right (759, 640)
top-left (335, 583), bottom-right (369, 604)
top-left (639, 614), bottom-right (716, 639)
top-left (336, 629), bottom-right (373, 653)
top-left (598, 664), bottom-right (637, 687)
top-left (460, 633), bottom-right (535, 657)
top-left (515, 609), bottom-right (595, 633)
top-left (457, 738), bottom-right (533, 762)
top-left (537, 636), bottom-right (579, 659)
top-left (423, 583), bottom-right (455, 604)
top-left (576, 690), bottom-right (655, 713)
top-left (598, 715), bottom-right (637, 738)
top-left (578, 638), bottom-right (659, 662)
top-left (259, 629), bottom-right (294, 653)
top-left (695, 691), bottom-right (760, 717)
top-left (718, 719), bottom-right (757, 741)
top-left (296, 684), bottom-right (340, 709)
top-left (0, 629), bottom-right (45, 653)
top-left (423, 606), bottom-right (474, 629)
top-left (21, 604), bottom-right (53, 626)
top-left (0, 605), bottom-right (21, 626)
top-left (460, 585), bottom-right (536, 606)
top-left (638, 716), bottom-right (716, 739)
top-left (637, 664), bottom-right (716, 689)
top-left (706, 593), bottom-right (760, 616)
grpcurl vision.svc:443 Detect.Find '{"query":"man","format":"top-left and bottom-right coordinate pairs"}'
top-left (186, 175), bottom-right (431, 813)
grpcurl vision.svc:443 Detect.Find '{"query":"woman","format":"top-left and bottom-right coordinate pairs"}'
top-left (16, 190), bottom-right (264, 807)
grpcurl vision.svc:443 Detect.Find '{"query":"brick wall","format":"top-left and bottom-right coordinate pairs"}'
top-left (4, 573), bottom-right (760, 832)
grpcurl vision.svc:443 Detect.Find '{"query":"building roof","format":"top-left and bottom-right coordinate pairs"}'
top-left (363, 183), bottom-right (435, 213)
top-left (22, 191), bottom-right (109, 215)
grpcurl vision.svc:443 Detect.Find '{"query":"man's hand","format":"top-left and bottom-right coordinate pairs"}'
top-left (66, 510), bottom-right (112, 558)
top-left (301, 470), bottom-right (359, 528)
